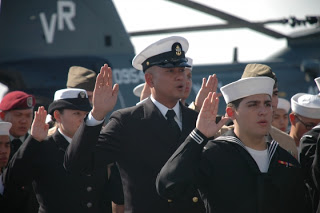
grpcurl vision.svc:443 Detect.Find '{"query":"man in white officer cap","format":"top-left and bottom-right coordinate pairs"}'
top-left (299, 77), bottom-right (320, 213)
top-left (64, 36), bottom-right (215, 213)
top-left (133, 57), bottom-right (194, 106)
top-left (157, 76), bottom-right (307, 213)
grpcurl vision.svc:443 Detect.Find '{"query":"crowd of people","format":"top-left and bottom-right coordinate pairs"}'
top-left (1, 35), bottom-right (320, 213)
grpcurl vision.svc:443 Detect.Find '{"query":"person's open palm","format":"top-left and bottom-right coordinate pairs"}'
top-left (196, 92), bottom-right (229, 138)
top-left (92, 64), bottom-right (119, 120)
top-left (31, 106), bottom-right (49, 142)
top-left (194, 74), bottom-right (221, 111)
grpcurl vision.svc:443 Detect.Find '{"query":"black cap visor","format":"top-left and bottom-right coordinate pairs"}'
top-left (48, 98), bottom-right (92, 115)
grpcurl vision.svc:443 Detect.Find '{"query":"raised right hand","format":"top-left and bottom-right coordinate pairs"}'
top-left (194, 74), bottom-right (221, 112)
top-left (196, 92), bottom-right (229, 138)
top-left (92, 64), bottom-right (119, 120)
top-left (31, 106), bottom-right (49, 142)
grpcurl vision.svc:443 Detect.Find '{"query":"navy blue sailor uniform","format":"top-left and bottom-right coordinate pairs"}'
top-left (156, 129), bottom-right (308, 213)
top-left (3, 130), bottom-right (119, 213)
top-left (300, 124), bottom-right (320, 213)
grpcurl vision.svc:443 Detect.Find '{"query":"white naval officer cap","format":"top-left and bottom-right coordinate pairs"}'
top-left (132, 57), bottom-right (194, 97)
top-left (220, 77), bottom-right (275, 104)
top-left (315, 77), bottom-right (320, 91)
top-left (0, 121), bottom-right (12, 136)
top-left (48, 88), bottom-right (92, 115)
top-left (133, 83), bottom-right (145, 98)
top-left (186, 57), bottom-right (193, 70)
top-left (277, 98), bottom-right (291, 113)
top-left (291, 93), bottom-right (320, 119)
top-left (132, 36), bottom-right (191, 72)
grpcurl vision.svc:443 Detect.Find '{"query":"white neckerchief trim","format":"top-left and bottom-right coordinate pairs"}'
top-left (214, 135), bottom-right (279, 167)
top-left (150, 96), bottom-right (182, 129)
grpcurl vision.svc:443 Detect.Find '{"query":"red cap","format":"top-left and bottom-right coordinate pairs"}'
top-left (0, 91), bottom-right (36, 111)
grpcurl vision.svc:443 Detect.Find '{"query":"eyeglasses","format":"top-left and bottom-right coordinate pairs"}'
top-left (294, 115), bottom-right (316, 130)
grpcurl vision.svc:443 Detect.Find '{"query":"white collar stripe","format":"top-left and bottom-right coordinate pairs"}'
top-left (215, 136), bottom-right (246, 149)
top-left (214, 136), bottom-right (279, 163)
top-left (268, 140), bottom-right (279, 164)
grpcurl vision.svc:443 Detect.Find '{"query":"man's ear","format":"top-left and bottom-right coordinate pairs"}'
top-left (289, 112), bottom-right (296, 125)
top-left (53, 110), bottom-right (61, 122)
top-left (226, 107), bottom-right (234, 119)
top-left (0, 111), bottom-right (5, 120)
top-left (145, 73), bottom-right (154, 88)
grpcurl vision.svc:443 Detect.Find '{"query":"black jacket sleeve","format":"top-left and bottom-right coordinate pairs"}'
top-left (4, 136), bottom-right (42, 186)
top-left (64, 112), bottom-right (124, 174)
top-left (156, 129), bottom-right (208, 200)
top-left (312, 134), bottom-right (320, 190)
top-left (64, 120), bottom-right (103, 174)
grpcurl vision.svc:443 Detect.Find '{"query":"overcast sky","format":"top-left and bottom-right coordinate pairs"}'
top-left (114, 0), bottom-right (320, 64)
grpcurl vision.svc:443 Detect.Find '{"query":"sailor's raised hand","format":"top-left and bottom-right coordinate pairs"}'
top-left (31, 106), bottom-right (49, 142)
top-left (196, 92), bottom-right (229, 138)
top-left (92, 64), bottom-right (119, 120)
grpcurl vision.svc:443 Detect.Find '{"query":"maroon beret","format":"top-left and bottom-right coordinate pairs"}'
top-left (0, 91), bottom-right (36, 111)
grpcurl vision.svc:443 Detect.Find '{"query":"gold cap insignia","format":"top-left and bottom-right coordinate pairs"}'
top-left (175, 45), bottom-right (182, 56)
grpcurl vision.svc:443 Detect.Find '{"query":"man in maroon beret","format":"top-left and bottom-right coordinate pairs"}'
top-left (0, 91), bottom-right (39, 213)
top-left (0, 91), bottom-right (36, 156)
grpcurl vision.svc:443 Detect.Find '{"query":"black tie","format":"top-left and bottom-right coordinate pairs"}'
top-left (166, 110), bottom-right (181, 139)
top-left (11, 138), bottom-right (22, 154)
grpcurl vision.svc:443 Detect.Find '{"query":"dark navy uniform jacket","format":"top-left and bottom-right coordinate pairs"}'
top-left (6, 134), bottom-right (39, 213)
top-left (65, 98), bottom-right (205, 213)
top-left (4, 130), bottom-right (121, 213)
top-left (300, 125), bottom-right (320, 212)
top-left (157, 129), bottom-right (308, 213)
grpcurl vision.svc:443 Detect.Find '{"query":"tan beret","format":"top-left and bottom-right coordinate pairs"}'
top-left (66, 66), bottom-right (96, 91)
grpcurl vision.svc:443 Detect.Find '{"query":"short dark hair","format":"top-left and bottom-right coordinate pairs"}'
top-left (227, 97), bottom-right (244, 109)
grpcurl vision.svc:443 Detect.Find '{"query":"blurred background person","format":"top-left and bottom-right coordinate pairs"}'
top-left (4, 88), bottom-right (122, 213)
top-left (0, 122), bottom-right (12, 211)
top-left (180, 57), bottom-right (192, 106)
top-left (133, 82), bottom-right (151, 104)
top-left (0, 83), bottom-right (8, 102)
top-left (0, 91), bottom-right (36, 157)
top-left (272, 98), bottom-right (291, 132)
top-left (289, 92), bottom-right (320, 148)
top-left (66, 66), bottom-right (96, 104)
top-left (0, 91), bottom-right (38, 213)
top-left (299, 77), bottom-right (320, 213)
